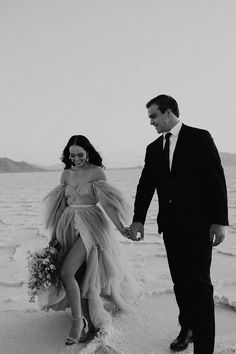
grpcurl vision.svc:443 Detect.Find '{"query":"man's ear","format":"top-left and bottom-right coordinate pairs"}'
top-left (166, 108), bottom-right (171, 116)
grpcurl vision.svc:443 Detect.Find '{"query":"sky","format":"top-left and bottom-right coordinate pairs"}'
top-left (1, 0), bottom-right (236, 168)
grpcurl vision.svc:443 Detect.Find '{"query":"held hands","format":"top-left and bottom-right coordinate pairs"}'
top-left (121, 222), bottom-right (144, 241)
top-left (209, 224), bottom-right (226, 246)
top-left (118, 226), bottom-right (135, 239)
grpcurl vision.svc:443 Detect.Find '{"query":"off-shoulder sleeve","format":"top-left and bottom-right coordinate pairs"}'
top-left (93, 180), bottom-right (131, 224)
top-left (43, 184), bottom-right (67, 230)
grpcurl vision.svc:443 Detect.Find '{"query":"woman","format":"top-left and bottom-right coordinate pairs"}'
top-left (43, 135), bottom-right (132, 345)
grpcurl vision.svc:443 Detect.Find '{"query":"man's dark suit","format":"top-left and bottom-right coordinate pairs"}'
top-left (133, 124), bottom-right (228, 353)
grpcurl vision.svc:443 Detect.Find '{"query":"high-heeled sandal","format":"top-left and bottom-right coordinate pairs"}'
top-left (65, 315), bottom-right (89, 346)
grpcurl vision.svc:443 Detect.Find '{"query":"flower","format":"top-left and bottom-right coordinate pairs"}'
top-left (27, 246), bottom-right (61, 303)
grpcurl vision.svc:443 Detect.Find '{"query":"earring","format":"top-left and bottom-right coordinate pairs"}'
top-left (86, 156), bottom-right (89, 163)
top-left (69, 156), bottom-right (74, 166)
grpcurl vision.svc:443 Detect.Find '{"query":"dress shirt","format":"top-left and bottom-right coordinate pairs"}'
top-left (163, 121), bottom-right (182, 170)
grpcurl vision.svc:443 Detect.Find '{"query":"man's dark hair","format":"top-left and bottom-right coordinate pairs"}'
top-left (146, 94), bottom-right (180, 117)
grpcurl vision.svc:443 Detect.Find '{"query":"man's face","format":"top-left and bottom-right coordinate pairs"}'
top-left (148, 104), bottom-right (170, 134)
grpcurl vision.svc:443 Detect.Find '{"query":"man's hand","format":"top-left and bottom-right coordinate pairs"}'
top-left (128, 222), bottom-right (144, 241)
top-left (209, 224), bottom-right (226, 246)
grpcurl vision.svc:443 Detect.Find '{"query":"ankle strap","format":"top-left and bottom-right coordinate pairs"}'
top-left (71, 315), bottom-right (89, 333)
top-left (71, 315), bottom-right (84, 321)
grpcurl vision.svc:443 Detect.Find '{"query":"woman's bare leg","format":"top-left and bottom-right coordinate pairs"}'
top-left (81, 298), bottom-right (93, 328)
top-left (61, 237), bottom-right (87, 339)
top-left (75, 261), bottom-right (93, 329)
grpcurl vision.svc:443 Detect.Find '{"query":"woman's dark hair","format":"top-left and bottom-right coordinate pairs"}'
top-left (146, 94), bottom-right (180, 117)
top-left (61, 135), bottom-right (104, 169)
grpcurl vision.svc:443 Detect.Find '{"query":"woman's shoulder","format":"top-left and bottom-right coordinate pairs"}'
top-left (60, 169), bottom-right (70, 184)
top-left (89, 164), bottom-right (106, 181)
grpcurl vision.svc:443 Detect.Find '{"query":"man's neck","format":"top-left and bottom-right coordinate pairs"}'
top-left (169, 119), bottom-right (180, 131)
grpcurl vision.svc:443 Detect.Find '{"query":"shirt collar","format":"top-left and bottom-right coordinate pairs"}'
top-left (163, 120), bottom-right (182, 138)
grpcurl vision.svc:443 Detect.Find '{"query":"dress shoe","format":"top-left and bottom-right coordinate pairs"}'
top-left (170, 328), bottom-right (193, 352)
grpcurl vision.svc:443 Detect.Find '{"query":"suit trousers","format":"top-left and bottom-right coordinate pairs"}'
top-left (162, 214), bottom-right (215, 354)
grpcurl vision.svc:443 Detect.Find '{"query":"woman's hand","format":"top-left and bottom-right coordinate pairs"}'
top-left (48, 238), bottom-right (57, 247)
top-left (48, 239), bottom-right (61, 252)
top-left (126, 222), bottom-right (144, 241)
top-left (118, 225), bottom-right (129, 236)
top-left (119, 226), bottom-right (134, 239)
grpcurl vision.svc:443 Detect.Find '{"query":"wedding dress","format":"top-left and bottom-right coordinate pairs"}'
top-left (40, 179), bottom-right (133, 330)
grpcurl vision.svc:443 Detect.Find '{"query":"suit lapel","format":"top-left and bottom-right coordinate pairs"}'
top-left (150, 135), bottom-right (165, 174)
top-left (158, 135), bottom-right (164, 151)
top-left (156, 135), bottom-right (165, 162)
top-left (171, 124), bottom-right (188, 175)
top-left (154, 135), bottom-right (169, 178)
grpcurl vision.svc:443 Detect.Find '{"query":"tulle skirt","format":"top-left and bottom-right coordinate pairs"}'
top-left (39, 204), bottom-right (131, 330)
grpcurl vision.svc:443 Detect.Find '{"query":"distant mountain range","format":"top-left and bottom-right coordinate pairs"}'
top-left (0, 153), bottom-right (236, 173)
top-left (220, 152), bottom-right (236, 166)
top-left (0, 158), bottom-right (46, 173)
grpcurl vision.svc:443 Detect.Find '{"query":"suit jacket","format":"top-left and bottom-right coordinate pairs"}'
top-left (133, 124), bottom-right (229, 233)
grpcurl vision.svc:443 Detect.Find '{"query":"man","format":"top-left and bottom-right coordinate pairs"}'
top-left (129, 94), bottom-right (228, 353)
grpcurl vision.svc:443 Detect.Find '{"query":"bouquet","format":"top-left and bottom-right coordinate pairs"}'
top-left (27, 246), bottom-right (61, 303)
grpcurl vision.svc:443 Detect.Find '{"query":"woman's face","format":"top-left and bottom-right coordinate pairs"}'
top-left (69, 145), bottom-right (88, 168)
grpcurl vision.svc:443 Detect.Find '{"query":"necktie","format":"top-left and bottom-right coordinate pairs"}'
top-left (163, 132), bottom-right (172, 171)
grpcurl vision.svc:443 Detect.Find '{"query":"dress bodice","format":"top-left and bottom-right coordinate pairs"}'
top-left (65, 182), bottom-right (97, 205)
top-left (44, 179), bottom-right (129, 230)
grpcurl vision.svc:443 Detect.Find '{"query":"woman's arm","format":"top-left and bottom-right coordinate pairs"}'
top-left (94, 167), bottom-right (127, 235)
top-left (60, 169), bottom-right (68, 185)
top-left (48, 170), bottom-right (68, 245)
top-left (103, 204), bottom-right (126, 235)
